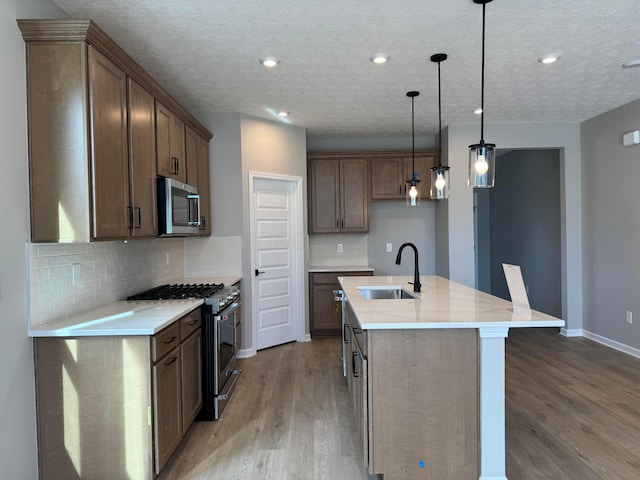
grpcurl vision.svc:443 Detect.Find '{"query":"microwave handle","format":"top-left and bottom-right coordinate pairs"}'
top-left (187, 194), bottom-right (201, 226)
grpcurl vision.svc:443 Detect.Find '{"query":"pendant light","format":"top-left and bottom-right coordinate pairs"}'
top-left (406, 91), bottom-right (421, 206)
top-left (430, 53), bottom-right (450, 200)
top-left (468, 0), bottom-right (496, 188)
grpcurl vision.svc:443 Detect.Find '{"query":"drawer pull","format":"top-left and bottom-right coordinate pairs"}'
top-left (352, 351), bottom-right (359, 377)
top-left (164, 356), bottom-right (178, 366)
top-left (187, 320), bottom-right (199, 326)
top-left (163, 336), bottom-right (177, 344)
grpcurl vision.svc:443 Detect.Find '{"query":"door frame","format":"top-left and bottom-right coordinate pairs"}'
top-left (249, 171), bottom-right (306, 352)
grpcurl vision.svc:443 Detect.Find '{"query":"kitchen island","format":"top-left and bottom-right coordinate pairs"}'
top-left (338, 275), bottom-right (564, 480)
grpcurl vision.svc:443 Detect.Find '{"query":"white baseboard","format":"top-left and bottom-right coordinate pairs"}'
top-left (560, 328), bottom-right (583, 337)
top-left (303, 333), bottom-right (312, 342)
top-left (237, 347), bottom-right (256, 358)
top-left (582, 330), bottom-right (640, 360)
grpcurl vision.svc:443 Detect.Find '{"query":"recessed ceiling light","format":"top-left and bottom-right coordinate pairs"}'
top-left (473, 108), bottom-right (483, 115)
top-left (623, 59), bottom-right (640, 68)
top-left (538, 54), bottom-right (560, 64)
top-left (277, 111), bottom-right (290, 117)
top-left (259, 57), bottom-right (280, 67)
top-left (369, 54), bottom-right (390, 64)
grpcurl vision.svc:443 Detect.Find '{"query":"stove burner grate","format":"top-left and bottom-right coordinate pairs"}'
top-left (127, 283), bottom-right (224, 300)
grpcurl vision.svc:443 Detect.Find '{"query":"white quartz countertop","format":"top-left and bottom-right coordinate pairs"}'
top-left (29, 300), bottom-right (204, 337)
top-left (308, 265), bottom-right (374, 273)
top-left (339, 275), bottom-right (565, 330)
top-left (29, 275), bottom-right (243, 338)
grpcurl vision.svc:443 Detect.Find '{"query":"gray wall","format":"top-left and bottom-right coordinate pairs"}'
top-left (439, 123), bottom-right (583, 331)
top-left (203, 114), bottom-right (308, 353)
top-left (367, 202), bottom-right (435, 276)
top-left (582, 98), bottom-right (640, 349)
top-left (1, 0), bottom-right (66, 477)
top-left (203, 112), bottom-right (244, 236)
top-left (486, 150), bottom-right (562, 318)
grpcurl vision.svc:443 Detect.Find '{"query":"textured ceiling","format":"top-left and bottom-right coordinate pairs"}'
top-left (50, 0), bottom-right (640, 139)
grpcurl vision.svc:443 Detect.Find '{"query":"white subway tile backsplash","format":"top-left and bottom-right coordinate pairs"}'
top-left (184, 236), bottom-right (242, 277)
top-left (28, 238), bottom-right (185, 328)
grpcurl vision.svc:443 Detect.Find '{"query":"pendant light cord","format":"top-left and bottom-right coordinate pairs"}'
top-left (411, 95), bottom-right (416, 177)
top-left (437, 60), bottom-right (442, 167)
top-left (480, 2), bottom-right (486, 143)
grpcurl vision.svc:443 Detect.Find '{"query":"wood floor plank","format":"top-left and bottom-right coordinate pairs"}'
top-left (160, 328), bottom-right (640, 480)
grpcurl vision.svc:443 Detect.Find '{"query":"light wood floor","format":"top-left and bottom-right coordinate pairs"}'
top-left (159, 329), bottom-right (640, 480)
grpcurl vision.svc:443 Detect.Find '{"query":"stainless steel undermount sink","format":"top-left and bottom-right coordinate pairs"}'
top-left (357, 286), bottom-right (418, 300)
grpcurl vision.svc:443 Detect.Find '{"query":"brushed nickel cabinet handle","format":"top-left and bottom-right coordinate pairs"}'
top-left (163, 336), bottom-right (177, 344)
top-left (164, 356), bottom-right (178, 366)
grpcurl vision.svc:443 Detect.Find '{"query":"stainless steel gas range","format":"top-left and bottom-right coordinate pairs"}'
top-left (128, 283), bottom-right (241, 420)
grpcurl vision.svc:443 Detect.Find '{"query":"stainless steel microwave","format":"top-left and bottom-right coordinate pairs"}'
top-left (157, 177), bottom-right (200, 236)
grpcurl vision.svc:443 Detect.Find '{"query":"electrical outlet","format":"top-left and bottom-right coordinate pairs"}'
top-left (386, 243), bottom-right (393, 253)
top-left (626, 311), bottom-right (633, 324)
top-left (337, 243), bottom-right (343, 253)
top-left (72, 263), bottom-right (80, 286)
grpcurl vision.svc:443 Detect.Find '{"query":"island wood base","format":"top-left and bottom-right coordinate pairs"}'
top-left (345, 322), bottom-right (479, 479)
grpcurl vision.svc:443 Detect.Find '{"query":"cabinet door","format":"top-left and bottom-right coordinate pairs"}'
top-left (156, 101), bottom-right (185, 181)
top-left (153, 349), bottom-right (182, 474)
top-left (156, 101), bottom-right (174, 178)
top-left (180, 329), bottom-right (202, 434)
top-left (127, 78), bottom-right (158, 237)
top-left (185, 126), bottom-right (199, 188)
top-left (403, 155), bottom-right (437, 200)
top-left (196, 135), bottom-right (211, 235)
top-left (309, 158), bottom-right (340, 233)
top-left (355, 349), bottom-right (369, 469)
top-left (370, 157), bottom-right (403, 200)
top-left (88, 46), bottom-right (130, 239)
top-left (311, 282), bottom-right (341, 336)
top-left (340, 158), bottom-right (369, 232)
top-left (171, 114), bottom-right (186, 182)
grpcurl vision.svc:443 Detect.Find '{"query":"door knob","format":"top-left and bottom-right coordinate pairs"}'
top-left (255, 269), bottom-right (265, 276)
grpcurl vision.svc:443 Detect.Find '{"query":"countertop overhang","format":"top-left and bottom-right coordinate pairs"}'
top-left (339, 275), bottom-right (565, 330)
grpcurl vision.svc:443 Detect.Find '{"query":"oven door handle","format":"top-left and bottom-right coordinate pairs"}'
top-left (217, 302), bottom-right (240, 320)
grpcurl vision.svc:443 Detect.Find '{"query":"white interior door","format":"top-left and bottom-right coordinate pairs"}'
top-left (250, 174), bottom-right (303, 351)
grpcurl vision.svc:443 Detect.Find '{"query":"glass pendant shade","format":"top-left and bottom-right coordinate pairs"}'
top-left (405, 90), bottom-right (420, 207)
top-left (430, 165), bottom-right (450, 199)
top-left (406, 178), bottom-right (421, 206)
top-left (469, 0), bottom-right (496, 188)
top-left (468, 142), bottom-right (496, 188)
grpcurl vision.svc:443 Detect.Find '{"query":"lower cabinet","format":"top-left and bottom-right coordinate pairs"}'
top-left (33, 307), bottom-right (203, 479)
top-left (342, 301), bottom-right (479, 478)
top-left (153, 346), bottom-right (182, 472)
top-left (309, 270), bottom-right (372, 337)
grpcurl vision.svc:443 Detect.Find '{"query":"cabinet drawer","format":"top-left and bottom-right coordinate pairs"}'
top-left (311, 271), bottom-right (373, 285)
top-left (311, 272), bottom-right (339, 284)
top-left (152, 322), bottom-right (180, 363)
top-left (180, 308), bottom-right (201, 340)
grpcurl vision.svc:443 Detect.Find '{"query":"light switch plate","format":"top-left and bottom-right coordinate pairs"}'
top-left (337, 243), bottom-right (343, 253)
top-left (386, 243), bottom-right (393, 252)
